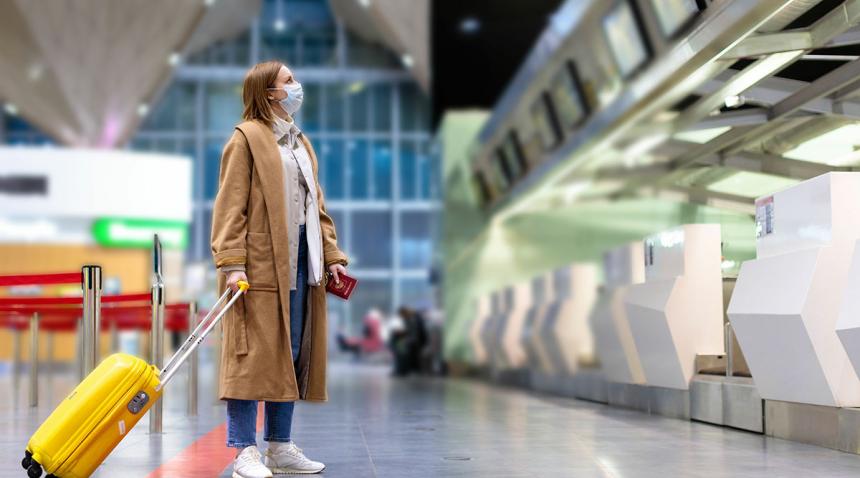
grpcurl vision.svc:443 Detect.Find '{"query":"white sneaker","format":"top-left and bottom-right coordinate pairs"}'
top-left (233, 446), bottom-right (273, 478)
top-left (264, 441), bottom-right (326, 474)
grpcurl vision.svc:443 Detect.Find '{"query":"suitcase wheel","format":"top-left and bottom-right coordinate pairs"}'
top-left (27, 461), bottom-right (42, 478)
top-left (21, 451), bottom-right (32, 470)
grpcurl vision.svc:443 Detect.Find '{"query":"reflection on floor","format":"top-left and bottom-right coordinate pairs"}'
top-left (5, 361), bottom-right (860, 477)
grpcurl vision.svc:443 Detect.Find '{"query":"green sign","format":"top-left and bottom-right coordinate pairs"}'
top-left (92, 218), bottom-right (189, 249)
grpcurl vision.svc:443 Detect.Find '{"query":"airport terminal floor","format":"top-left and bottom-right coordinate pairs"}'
top-left (5, 362), bottom-right (860, 478)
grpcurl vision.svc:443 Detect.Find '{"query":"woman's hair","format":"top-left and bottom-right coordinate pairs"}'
top-left (241, 60), bottom-right (285, 127)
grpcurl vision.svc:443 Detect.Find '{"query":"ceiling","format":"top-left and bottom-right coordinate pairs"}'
top-left (430, 0), bottom-right (563, 128)
top-left (329, 0), bottom-right (430, 92)
top-left (474, 0), bottom-right (860, 219)
top-left (0, 0), bottom-right (260, 148)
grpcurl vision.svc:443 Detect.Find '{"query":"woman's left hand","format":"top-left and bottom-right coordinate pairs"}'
top-left (329, 263), bottom-right (347, 286)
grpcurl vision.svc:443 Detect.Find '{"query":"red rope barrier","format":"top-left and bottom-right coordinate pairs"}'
top-left (0, 272), bottom-right (81, 287)
top-left (0, 292), bottom-right (151, 306)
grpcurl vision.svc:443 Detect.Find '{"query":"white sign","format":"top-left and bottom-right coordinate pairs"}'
top-left (0, 147), bottom-right (192, 222)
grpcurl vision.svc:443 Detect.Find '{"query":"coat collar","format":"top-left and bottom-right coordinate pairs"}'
top-left (236, 119), bottom-right (288, 239)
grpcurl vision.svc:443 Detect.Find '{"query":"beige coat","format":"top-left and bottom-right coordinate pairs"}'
top-left (211, 119), bottom-right (348, 402)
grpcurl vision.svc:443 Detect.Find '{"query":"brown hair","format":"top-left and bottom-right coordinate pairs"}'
top-left (241, 60), bottom-right (284, 127)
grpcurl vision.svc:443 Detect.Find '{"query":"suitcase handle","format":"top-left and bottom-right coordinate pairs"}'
top-left (157, 281), bottom-right (249, 389)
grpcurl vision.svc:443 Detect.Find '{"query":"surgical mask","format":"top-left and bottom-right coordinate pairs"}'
top-left (271, 82), bottom-right (304, 116)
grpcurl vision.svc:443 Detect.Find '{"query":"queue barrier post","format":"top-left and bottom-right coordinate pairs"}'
top-left (29, 312), bottom-right (39, 408)
top-left (81, 265), bottom-right (102, 377)
top-left (150, 235), bottom-right (165, 434)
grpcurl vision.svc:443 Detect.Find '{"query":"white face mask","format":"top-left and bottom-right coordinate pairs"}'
top-left (272, 82), bottom-right (304, 116)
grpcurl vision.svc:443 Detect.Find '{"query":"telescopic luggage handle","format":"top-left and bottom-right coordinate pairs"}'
top-left (157, 281), bottom-right (249, 389)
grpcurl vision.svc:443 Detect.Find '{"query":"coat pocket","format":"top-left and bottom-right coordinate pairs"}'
top-left (246, 232), bottom-right (278, 291)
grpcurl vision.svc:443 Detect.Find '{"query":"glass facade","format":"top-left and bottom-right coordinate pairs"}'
top-left (0, 0), bottom-right (438, 330)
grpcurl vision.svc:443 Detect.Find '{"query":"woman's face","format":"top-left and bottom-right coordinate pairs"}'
top-left (268, 65), bottom-right (297, 102)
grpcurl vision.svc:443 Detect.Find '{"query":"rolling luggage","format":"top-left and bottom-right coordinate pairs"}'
top-left (20, 281), bottom-right (249, 478)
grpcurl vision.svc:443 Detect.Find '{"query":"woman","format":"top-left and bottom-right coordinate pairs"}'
top-left (211, 60), bottom-right (348, 478)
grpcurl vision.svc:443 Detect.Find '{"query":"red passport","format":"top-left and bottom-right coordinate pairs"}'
top-left (326, 272), bottom-right (357, 300)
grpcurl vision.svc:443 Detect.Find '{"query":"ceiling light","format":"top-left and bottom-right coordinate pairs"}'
top-left (460, 17), bottom-right (481, 34)
top-left (168, 52), bottom-right (181, 67)
top-left (4, 103), bottom-right (18, 116)
top-left (137, 103), bottom-right (150, 117)
top-left (401, 54), bottom-right (414, 69)
top-left (274, 18), bottom-right (286, 32)
top-left (204, 0), bottom-right (216, 6)
top-left (357, 0), bottom-right (371, 8)
top-left (348, 81), bottom-right (366, 94)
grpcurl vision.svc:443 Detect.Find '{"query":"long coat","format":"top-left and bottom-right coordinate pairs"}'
top-left (210, 119), bottom-right (348, 402)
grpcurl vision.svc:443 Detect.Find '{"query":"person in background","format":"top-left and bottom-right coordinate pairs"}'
top-left (211, 60), bottom-right (349, 478)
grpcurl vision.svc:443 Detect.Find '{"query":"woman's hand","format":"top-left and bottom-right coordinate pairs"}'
top-left (226, 270), bottom-right (248, 292)
top-left (328, 263), bottom-right (347, 286)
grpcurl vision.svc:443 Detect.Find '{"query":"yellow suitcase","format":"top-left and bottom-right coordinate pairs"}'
top-left (21, 281), bottom-right (248, 478)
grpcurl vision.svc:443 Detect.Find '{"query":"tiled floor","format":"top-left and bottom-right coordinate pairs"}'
top-left (6, 361), bottom-right (860, 477)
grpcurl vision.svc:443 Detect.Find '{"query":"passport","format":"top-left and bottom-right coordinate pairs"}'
top-left (326, 272), bottom-right (357, 300)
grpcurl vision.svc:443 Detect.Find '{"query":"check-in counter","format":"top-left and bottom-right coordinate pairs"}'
top-left (497, 281), bottom-right (536, 371)
top-left (538, 264), bottom-right (598, 376)
top-left (521, 273), bottom-right (554, 371)
top-left (591, 242), bottom-right (646, 384)
top-left (626, 224), bottom-right (724, 390)
top-left (730, 173), bottom-right (860, 407)
top-left (469, 295), bottom-right (492, 366)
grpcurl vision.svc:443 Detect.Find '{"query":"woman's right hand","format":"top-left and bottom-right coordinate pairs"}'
top-left (226, 270), bottom-right (248, 292)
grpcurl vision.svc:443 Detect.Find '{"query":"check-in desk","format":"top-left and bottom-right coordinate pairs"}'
top-left (729, 173), bottom-right (860, 451)
top-left (469, 295), bottom-right (491, 367)
top-left (530, 264), bottom-right (599, 399)
top-left (626, 225), bottom-right (724, 418)
top-left (480, 291), bottom-right (508, 372)
top-left (591, 243), bottom-right (647, 408)
top-left (521, 273), bottom-right (554, 373)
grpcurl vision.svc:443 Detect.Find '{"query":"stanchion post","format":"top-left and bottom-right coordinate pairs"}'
top-left (29, 313), bottom-right (39, 408)
top-left (12, 327), bottom-right (21, 397)
top-left (81, 265), bottom-right (102, 376)
top-left (187, 301), bottom-right (198, 416)
top-left (75, 317), bottom-right (84, 381)
top-left (150, 235), bottom-right (165, 434)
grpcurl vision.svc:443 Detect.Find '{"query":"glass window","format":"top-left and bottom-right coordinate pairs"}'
top-left (325, 84), bottom-right (345, 131)
top-left (372, 140), bottom-right (392, 199)
top-left (602, 1), bottom-right (650, 78)
top-left (351, 212), bottom-right (392, 268)
top-left (371, 84), bottom-right (392, 131)
top-left (320, 139), bottom-right (345, 199)
top-left (298, 83), bottom-right (321, 132)
top-left (206, 83), bottom-right (243, 133)
top-left (401, 212), bottom-right (433, 268)
top-left (400, 278), bottom-right (433, 309)
top-left (302, 32), bottom-right (336, 66)
top-left (327, 209), bottom-right (346, 247)
top-left (141, 82), bottom-right (195, 131)
top-left (351, 278), bottom-right (392, 324)
top-left (204, 138), bottom-right (229, 199)
top-left (349, 139), bottom-right (369, 199)
top-left (349, 85), bottom-right (370, 132)
top-left (400, 141), bottom-right (417, 200)
top-left (418, 142), bottom-right (434, 199)
top-left (400, 83), bottom-right (430, 132)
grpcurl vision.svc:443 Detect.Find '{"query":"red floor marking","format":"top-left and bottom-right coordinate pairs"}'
top-left (146, 403), bottom-right (266, 478)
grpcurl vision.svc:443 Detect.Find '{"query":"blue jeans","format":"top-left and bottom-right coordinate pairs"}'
top-left (226, 226), bottom-right (308, 448)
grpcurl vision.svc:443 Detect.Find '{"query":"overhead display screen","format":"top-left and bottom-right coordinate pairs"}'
top-left (501, 131), bottom-right (528, 174)
top-left (549, 62), bottom-right (588, 131)
top-left (530, 93), bottom-right (562, 150)
top-left (650, 0), bottom-right (700, 37)
top-left (602, 0), bottom-right (651, 78)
